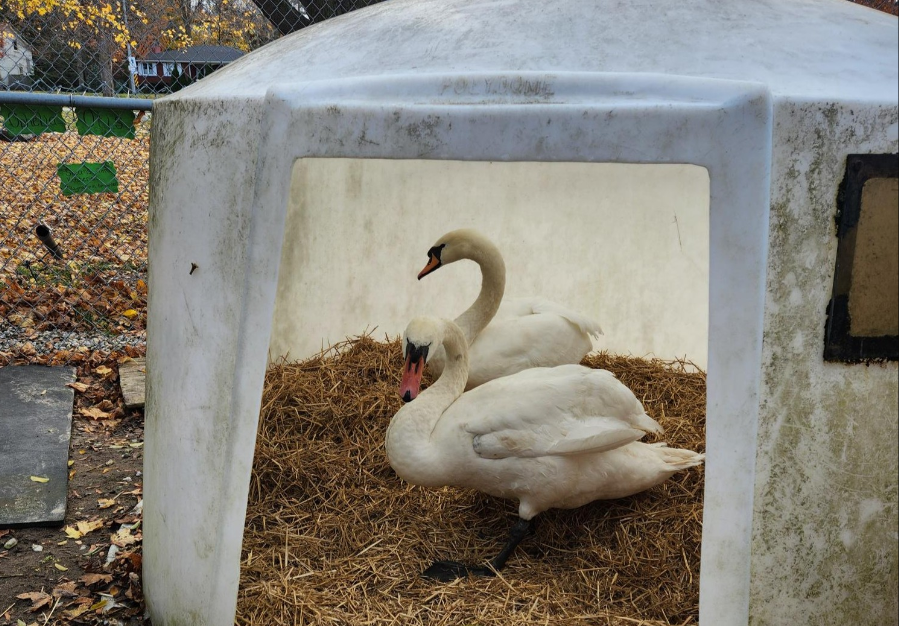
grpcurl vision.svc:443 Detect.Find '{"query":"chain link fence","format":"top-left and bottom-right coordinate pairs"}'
top-left (0, 94), bottom-right (151, 367)
top-left (0, 0), bottom-right (895, 367)
top-left (0, 0), bottom-right (385, 367)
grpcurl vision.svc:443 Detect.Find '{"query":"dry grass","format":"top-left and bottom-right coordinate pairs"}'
top-left (238, 335), bottom-right (706, 625)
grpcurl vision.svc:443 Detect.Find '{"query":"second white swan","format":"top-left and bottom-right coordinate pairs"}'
top-left (417, 229), bottom-right (603, 389)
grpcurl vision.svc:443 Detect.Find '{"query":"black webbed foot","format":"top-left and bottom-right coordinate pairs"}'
top-left (421, 560), bottom-right (496, 581)
top-left (420, 518), bottom-right (534, 582)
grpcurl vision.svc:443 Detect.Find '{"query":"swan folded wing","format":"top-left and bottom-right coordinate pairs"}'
top-left (467, 319), bottom-right (581, 383)
top-left (470, 417), bottom-right (646, 459)
top-left (498, 297), bottom-right (603, 338)
top-left (471, 364), bottom-right (664, 435)
top-left (454, 367), bottom-right (658, 459)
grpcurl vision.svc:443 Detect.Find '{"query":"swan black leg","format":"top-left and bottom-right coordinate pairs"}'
top-left (487, 517), bottom-right (533, 571)
top-left (421, 517), bottom-right (534, 582)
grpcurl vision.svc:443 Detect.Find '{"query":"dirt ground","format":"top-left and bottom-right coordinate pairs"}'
top-left (1, 355), bottom-right (147, 625)
top-left (1, 109), bottom-right (150, 625)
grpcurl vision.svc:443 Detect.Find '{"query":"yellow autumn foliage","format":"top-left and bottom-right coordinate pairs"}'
top-left (6, 0), bottom-right (130, 38)
top-left (4, 0), bottom-right (276, 60)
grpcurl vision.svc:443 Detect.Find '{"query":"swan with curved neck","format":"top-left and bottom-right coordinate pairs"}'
top-left (417, 229), bottom-right (603, 388)
top-left (388, 316), bottom-right (704, 581)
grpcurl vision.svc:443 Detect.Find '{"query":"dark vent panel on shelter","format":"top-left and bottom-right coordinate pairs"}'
top-left (825, 154), bottom-right (899, 362)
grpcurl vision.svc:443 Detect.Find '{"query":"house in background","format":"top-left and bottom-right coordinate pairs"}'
top-left (0, 23), bottom-right (34, 89)
top-left (134, 45), bottom-right (244, 91)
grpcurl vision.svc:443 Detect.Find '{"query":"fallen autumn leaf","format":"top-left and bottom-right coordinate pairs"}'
top-left (63, 526), bottom-right (82, 539)
top-left (75, 519), bottom-right (104, 536)
top-left (81, 573), bottom-right (113, 586)
top-left (80, 407), bottom-right (111, 420)
top-left (15, 590), bottom-right (52, 611)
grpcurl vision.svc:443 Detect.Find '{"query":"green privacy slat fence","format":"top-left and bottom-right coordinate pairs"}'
top-left (57, 162), bottom-right (120, 195)
top-left (75, 107), bottom-right (136, 139)
top-left (0, 0), bottom-right (389, 368)
top-left (0, 104), bottom-right (66, 136)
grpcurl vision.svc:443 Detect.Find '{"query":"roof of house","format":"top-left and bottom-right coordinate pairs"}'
top-left (0, 22), bottom-right (31, 45)
top-left (143, 45), bottom-right (245, 64)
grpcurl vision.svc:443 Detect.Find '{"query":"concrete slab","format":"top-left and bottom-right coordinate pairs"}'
top-left (0, 365), bottom-right (76, 527)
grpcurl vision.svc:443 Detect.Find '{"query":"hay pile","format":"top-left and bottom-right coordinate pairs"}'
top-left (237, 335), bottom-right (706, 626)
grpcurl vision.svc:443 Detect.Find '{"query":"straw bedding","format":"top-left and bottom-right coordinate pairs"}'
top-left (237, 334), bottom-right (706, 626)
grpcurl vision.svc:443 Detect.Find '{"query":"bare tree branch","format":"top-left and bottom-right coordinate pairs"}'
top-left (249, 0), bottom-right (387, 36)
top-left (247, 0), bottom-right (311, 35)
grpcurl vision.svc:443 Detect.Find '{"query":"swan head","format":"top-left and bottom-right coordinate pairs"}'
top-left (417, 229), bottom-right (495, 280)
top-left (399, 316), bottom-right (444, 403)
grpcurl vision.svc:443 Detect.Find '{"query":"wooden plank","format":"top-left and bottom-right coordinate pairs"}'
top-left (119, 358), bottom-right (146, 410)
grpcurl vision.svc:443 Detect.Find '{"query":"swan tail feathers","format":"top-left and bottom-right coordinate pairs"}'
top-left (529, 300), bottom-right (604, 338)
top-left (650, 443), bottom-right (705, 469)
top-left (632, 411), bottom-right (665, 435)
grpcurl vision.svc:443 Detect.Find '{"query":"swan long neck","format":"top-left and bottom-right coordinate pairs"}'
top-left (426, 320), bottom-right (469, 402)
top-left (453, 237), bottom-right (506, 343)
top-left (386, 321), bottom-right (469, 487)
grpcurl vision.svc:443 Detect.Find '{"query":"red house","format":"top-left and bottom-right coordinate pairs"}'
top-left (135, 45), bottom-right (244, 90)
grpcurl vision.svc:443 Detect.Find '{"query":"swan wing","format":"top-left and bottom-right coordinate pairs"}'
top-left (496, 296), bottom-right (603, 338)
top-left (471, 420), bottom-right (646, 459)
top-left (446, 365), bottom-right (662, 459)
top-left (466, 311), bottom-right (600, 388)
top-left (467, 316), bottom-right (589, 384)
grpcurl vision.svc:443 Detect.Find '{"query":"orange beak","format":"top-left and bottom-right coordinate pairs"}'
top-left (417, 255), bottom-right (441, 280)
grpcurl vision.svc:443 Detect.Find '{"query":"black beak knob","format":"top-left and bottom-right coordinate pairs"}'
top-left (402, 391), bottom-right (413, 403)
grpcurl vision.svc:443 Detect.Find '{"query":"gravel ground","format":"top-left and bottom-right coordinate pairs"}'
top-left (0, 326), bottom-right (146, 359)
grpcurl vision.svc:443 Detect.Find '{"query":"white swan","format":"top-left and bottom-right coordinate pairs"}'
top-left (387, 316), bottom-right (705, 581)
top-left (417, 229), bottom-right (603, 389)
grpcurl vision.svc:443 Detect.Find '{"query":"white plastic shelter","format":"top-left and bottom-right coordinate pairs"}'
top-left (144, 1), bottom-right (898, 624)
